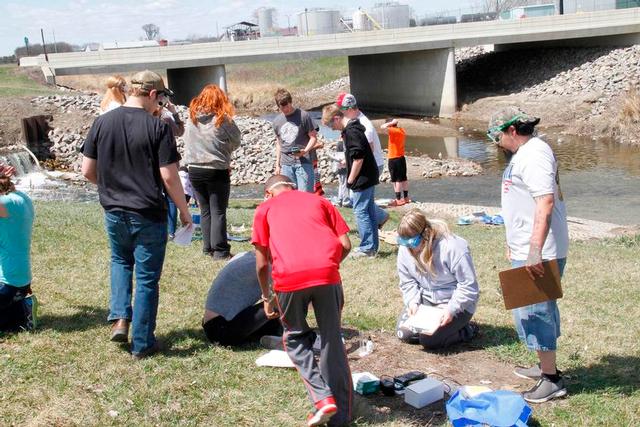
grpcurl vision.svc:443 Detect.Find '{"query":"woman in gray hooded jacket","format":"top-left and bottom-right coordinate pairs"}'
top-left (183, 85), bottom-right (241, 260)
top-left (395, 209), bottom-right (480, 350)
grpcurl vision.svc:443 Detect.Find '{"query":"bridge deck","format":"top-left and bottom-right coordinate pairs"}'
top-left (20, 8), bottom-right (640, 75)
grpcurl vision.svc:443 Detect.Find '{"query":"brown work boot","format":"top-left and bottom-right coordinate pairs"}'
top-left (110, 319), bottom-right (129, 343)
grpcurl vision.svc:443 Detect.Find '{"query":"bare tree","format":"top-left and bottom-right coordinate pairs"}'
top-left (478, 0), bottom-right (533, 14)
top-left (142, 23), bottom-right (160, 40)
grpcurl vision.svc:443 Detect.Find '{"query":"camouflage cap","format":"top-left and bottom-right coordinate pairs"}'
top-left (130, 70), bottom-right (174, 96)
top-left (488, 106), bottom-right (539, 133)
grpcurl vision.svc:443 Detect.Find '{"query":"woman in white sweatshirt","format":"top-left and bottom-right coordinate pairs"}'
top-left (396, 209), bottom-right (480, 350)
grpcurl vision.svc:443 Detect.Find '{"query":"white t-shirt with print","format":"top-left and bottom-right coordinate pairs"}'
top-left (357, 111), bottom-right (384, 168)
top-left (501, 137), bottom-right (569, 261)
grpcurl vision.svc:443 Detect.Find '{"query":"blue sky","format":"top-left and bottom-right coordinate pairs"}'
top-left (0, 0), bottom-right (477, 56)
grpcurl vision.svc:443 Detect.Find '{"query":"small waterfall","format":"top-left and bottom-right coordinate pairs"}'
top-left (0, 151), bottom-right (35, 176)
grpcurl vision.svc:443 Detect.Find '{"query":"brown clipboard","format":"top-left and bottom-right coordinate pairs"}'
top-left (498, 260), bottom-right (563, 310)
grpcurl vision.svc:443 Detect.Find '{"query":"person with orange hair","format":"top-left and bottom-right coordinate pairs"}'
top-left (183, 84), bottom-right (241, 260)
top-left (100, 75), bottom-right (128, 114)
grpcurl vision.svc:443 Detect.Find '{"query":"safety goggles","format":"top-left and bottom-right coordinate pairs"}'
top-left (486, 115), bottom-right (523, 144)
top-left (397, 232), bottom-right (423, 249)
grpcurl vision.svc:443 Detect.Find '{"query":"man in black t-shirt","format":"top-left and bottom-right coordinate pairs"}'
top-left (322, 104), bottom-right (379, 258)
top-left (81, 70), bottom-right (191, 360)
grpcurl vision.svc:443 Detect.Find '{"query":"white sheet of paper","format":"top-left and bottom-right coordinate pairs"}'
top-left (402, 304), bottom-right (444, 335)
top-left (255, 350), bottom-right (295, 368)
top-left (173, 224), bottom-right (194, 246)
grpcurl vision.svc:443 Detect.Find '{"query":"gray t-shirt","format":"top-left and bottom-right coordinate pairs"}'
top-left (204, 251), bottom-right (269, 320)
top-left (272, 108), bottom-right (315, 166)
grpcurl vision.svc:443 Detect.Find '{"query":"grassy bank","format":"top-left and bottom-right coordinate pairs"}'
top-left (1, 201), bottom-right (638, 425)
top-left (0, 64), bottom-right (55, 97)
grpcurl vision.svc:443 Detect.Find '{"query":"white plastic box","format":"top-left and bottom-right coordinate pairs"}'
top-left (404, 377), bottom-right (444, 409)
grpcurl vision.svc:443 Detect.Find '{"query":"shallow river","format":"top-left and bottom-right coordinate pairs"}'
top-left (8, 120), bottom-right (640, 226)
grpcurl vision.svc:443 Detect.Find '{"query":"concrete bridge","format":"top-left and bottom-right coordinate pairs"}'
top-left (21, 8), bottom-right (640, 116)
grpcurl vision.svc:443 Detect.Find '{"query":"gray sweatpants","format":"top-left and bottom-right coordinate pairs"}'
top-left (276, 284), bottom-right (352, 426)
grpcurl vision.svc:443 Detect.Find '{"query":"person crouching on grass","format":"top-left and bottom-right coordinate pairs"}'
top-left (0, 166), bottom-right (37, 333)
top-left (395, 209), bottom-right (479, 350)
top-left (252, 175), bottom-right (353, 427)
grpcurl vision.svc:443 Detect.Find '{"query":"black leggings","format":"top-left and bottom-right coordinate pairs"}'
top-left (396, 304), bottom-right (474, 350)
top-left (202, 303), bottom-right (282, 346)
top-left (0, 284), bottom-right (30, 332)
top-left (189, 167), bottom-right (231, 256)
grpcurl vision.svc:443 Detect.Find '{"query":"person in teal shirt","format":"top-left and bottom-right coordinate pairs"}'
top-left (0, 166), bottom-right (36, 332)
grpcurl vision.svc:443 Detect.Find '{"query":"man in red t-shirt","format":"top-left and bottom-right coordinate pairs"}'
top-left (381, 118), bottom-right (410, 206)
top-left (252, 175), bottom-right (352, 427)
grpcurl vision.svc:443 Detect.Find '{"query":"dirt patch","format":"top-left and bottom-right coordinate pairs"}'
top-left (344, 331), bottom-right (531, 425)
top-left (0, 96), bottom-right (95, 148)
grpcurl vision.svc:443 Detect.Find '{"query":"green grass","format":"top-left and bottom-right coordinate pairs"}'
top-left (227, 57), bottom-right (348, 90)
top-left (1, 201), bottom-right (639, 425)
top-left (0, 64), bottom-right (56, 97)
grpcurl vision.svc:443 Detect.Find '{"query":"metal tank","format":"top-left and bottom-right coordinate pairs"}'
top-left (297, 9), bottom-right (341, 36)
top-left (371, 2), bottom-right (411, 29)
top-left (258, 7), bottom-right (276, 37)
top-left (352, 9), bottom-right (372, 31)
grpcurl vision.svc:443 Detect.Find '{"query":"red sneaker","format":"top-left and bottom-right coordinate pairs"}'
top-left (388, 199), bottom-right (406, 207)
top-left (307, 397), bottom-right (337, 426)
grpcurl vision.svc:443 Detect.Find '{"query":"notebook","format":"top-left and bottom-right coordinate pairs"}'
top-left (402, 304), bottom-right (444, 335)
top-left (498, 260), bottom-right (563, 310)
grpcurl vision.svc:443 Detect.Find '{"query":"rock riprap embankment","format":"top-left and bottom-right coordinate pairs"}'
top-left (457, 45), bottom-right (640, 118)
top-left (31, 94), bottom-right (102, 116)
top-left (36, 96), bottom-right (481, 184)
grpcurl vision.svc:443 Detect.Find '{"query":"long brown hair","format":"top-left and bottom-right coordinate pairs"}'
top-left (189, 84), bottom-right (235, 127)
top-left (0, 174), bottom-right (16, 195)
top-left (100, 75), bottom-right (127, 111)
top-left (397, 209), bottom-right (450, 276)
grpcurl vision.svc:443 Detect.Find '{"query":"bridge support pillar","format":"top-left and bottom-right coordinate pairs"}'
top-left (167, 65), bottom-right (227, 106)
top-left (348, 48), bottom-right (456, 117)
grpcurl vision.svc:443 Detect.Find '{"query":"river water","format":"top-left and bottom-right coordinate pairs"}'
top-left (4, 120), bottom-right (639, 225)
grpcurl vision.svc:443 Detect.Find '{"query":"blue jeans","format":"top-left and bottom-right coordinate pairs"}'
top-left (104, 211), bottom-right (168, 355)
top-left (351, 186), bottom-right (379, 253)
top-left (167, 197), bottom-right (177, 235)
top-left (511, 258), bottom-right (566, 351)
top-left (282, 162), bottom-right (314, 193)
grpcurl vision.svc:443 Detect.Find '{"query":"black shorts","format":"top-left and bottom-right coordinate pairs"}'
top-left (388, 156), bottom-right (407, 182)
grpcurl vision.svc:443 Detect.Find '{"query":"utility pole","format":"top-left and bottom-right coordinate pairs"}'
top-left (52, 29), bottom-right (58, 53)
top-left (40, 28), bottom-right (49, 61)
top-left (305, 8), bottom-right (309, 36)
top-left (24, 36), bottom-right (30, 56)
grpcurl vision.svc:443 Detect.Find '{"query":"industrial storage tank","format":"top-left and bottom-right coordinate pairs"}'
top-left (258, 7), bottom-right (276, 37)
top-left (297, 9), bottom-right (341, 36)
top-left (371, 2), bottom-right (411, 29)
top-left (352, 9), bottom-right (372, 31)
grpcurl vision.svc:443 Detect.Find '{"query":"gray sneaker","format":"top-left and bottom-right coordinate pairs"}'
top-left (523, 377), bottom-right (567, 403)
top-left (349, 250), bottom-right (376, 259)
top-left (514, 364), bottom-right (542, 380)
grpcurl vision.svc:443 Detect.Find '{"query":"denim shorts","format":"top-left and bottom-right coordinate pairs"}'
top-left (510, 258), bottom-right (566, 351)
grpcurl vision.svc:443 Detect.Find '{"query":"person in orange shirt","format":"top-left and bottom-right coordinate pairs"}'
top-left (381, 119), bottom-right (410, 206)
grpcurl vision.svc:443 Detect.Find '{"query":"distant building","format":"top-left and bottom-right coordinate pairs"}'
top-left (221, 22), bottom-right (260, 41)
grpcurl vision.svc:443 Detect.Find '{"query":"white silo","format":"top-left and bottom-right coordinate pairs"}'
top-left (297, 9), bottom-right (341, 36)
top-left (371, 2), bottom-right (411, 29)
top-left (258, 7), bottom-right (276, 37)
top-left (352, 9), bottom-right (372, 31)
